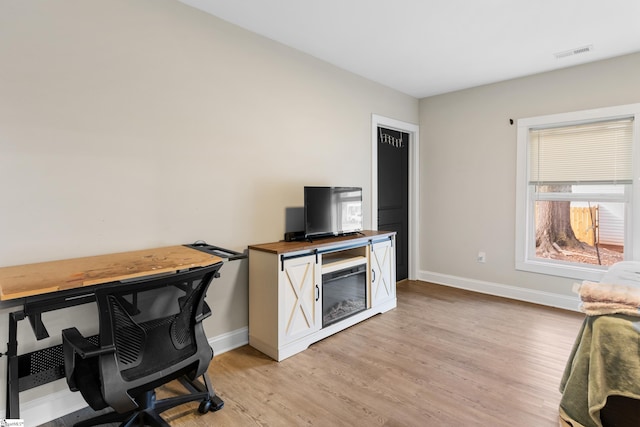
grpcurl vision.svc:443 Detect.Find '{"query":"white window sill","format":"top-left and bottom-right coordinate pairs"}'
top-left (516, 259), bottom-right (607, 282)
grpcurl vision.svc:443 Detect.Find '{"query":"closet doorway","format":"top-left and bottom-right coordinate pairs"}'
top-left (371, 115), bottom-right (419, 281)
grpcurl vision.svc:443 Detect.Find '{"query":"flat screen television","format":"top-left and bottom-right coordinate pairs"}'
top-left (304, 186), bottom-right (363, 239)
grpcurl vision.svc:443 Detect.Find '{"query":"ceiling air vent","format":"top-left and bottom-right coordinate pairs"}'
top-left (554, 44), bottom-right (594, 59)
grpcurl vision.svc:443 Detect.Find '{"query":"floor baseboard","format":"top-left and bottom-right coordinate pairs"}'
top-left (418, 270), bottom-right (581, 312)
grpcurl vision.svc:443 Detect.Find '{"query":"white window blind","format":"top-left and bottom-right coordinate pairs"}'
top-left (528, 118), bottom-right (634, 185)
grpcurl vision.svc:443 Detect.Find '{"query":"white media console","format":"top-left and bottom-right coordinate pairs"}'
top-left (248, 230), bottom-right (396, 361)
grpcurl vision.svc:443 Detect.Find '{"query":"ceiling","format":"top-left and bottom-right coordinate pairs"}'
top-left (178, 0), bottom-right (640, 98)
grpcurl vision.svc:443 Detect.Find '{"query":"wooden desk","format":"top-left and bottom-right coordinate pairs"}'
top-left (0, 245), bottom-right (223, 418)
top-left (0, 245), bottom-right (222, 301)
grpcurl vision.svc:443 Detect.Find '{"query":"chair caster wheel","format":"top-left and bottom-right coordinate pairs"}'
top-left (198, 400), bottom-right (211, 414)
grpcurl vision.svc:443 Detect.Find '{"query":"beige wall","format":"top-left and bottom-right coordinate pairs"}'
top-left (0, 1), bottom-right (417, 422)
top-left (0, 0), bottom-right (417, 266)
top-left (419, 52), bottom-right (640, 298)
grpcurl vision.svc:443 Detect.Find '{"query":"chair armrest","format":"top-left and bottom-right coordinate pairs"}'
top-left (62, 327), bottom-right (114, 358)
top-left (62, 327), bottom-right (114, 392)
top-left (195, 301), bottom-right (212, 323)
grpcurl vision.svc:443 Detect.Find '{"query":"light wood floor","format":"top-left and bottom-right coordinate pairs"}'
top-left (41, 280), bottom-right (584, 427)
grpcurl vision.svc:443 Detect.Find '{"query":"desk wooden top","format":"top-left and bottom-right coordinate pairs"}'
top-left (0, 245), bottom-right (223, 301)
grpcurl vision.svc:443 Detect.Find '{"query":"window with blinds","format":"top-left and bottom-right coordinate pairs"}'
top-left (516, 104), bottom-right (640, 281)
top-left (528, 118), bottom-right (633, 186)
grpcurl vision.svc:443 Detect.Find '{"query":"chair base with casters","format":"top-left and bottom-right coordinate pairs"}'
top-left (62, 263), bottom-right (225, 427)
top-left (73, 374), bottom-right (224, 427)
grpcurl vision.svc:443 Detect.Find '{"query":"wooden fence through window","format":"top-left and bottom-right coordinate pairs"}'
top-left (571, 206), bottom-right (598, 246)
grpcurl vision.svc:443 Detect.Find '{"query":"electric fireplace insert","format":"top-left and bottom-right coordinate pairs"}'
top-left (322, 263), bottom-right (367, 327)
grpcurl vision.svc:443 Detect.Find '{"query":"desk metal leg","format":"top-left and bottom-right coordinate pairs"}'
top-left (6, 311), bottom-right (24, 418)
top-left (4, 294), bottom-right (96, 419)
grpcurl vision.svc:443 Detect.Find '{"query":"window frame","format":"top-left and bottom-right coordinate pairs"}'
top-left (515, 103), bottom-right (640, 281)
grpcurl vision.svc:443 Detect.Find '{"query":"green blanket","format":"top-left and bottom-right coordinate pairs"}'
top-left (559, 314), bottom-right (640, 427)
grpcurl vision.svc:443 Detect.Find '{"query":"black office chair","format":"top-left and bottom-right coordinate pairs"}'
top-left (62, 263), bottom-right (224, 427)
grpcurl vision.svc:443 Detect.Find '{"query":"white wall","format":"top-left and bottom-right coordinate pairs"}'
top-left (0, 1), bottom-right (417, 424)
top-left (419, 52), bottom-right (640, 305)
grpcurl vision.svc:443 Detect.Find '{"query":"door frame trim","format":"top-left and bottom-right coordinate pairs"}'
top-left (371, 114), bottom-right (419, 280)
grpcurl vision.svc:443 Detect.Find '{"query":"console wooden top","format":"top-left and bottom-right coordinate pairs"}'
top-left (0, 245), bottom-right (223, 301)
top-left (248, 230), bottom-right (395, 255)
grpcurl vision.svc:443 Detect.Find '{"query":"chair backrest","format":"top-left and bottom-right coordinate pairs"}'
top-left (92, 263), bottom-right (222, 412)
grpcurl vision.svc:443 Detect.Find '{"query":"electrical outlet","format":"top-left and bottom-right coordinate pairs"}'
top-left (477, 251), bottom-right (486, 263)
